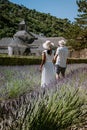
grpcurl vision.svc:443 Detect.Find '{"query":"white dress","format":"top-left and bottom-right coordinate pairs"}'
top-left (41, 50), bottom-right (55, 87)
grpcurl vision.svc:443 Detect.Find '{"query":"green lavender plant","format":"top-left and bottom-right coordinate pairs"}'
top-left (19, 85), bottom-right (87, 130)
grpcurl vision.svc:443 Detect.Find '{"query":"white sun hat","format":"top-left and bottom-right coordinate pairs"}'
top-left (58, 40), bottom-right (66, 46)
top-left (43, 40), bottom-right (54, 49)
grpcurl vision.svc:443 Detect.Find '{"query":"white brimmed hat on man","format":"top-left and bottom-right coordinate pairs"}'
top-left (58, 40), bottom-right (66, 47)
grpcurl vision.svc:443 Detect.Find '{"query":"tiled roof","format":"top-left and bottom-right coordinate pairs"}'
top-left (9, 37), bottom-right (29, 47)
top-left (30, 37), bottom-right (66, 50)
top-left (0, 36), bottom-right (66, 55)
top-left (0, 37), bottom-right (12, 47)
top-left (19, 20), bottom-right (25, 25)
top-left (14, 30), bottom-right (35, 39)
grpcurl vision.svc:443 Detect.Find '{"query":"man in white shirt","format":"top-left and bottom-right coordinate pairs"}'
top-left (54, 40), bottom-right (68, 80)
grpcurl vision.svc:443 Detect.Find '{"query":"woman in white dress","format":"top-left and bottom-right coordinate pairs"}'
top-left (40, 40), bottom-right (56, 87)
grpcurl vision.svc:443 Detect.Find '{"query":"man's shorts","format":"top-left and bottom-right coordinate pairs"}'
top-left (55, 65), bottom-right (66, 76)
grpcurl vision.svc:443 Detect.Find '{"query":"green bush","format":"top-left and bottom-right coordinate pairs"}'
top-left (0, 55), bottom-right (87, 65)
top-left (0, 55), bottom-right (41, 65)
top-left (67, 58), bottom-right (87, 64)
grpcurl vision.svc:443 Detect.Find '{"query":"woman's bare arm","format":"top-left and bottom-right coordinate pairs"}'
top-left (40, 52), bottom-right (46, 71)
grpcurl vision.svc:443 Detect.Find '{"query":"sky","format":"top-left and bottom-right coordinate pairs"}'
top-left (9, 0), bottom-right (79, 22)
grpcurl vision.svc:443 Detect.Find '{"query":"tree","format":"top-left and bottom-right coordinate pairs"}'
top-left (75, 0), bottom-right (87, 49)
top-left (76, 0), bottom-right (87, 27)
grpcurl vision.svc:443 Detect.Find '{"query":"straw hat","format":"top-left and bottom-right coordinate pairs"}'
top-left (43, 40), bottom-right (54, 49)
top-left (58, 40), bottom-right (66, 46)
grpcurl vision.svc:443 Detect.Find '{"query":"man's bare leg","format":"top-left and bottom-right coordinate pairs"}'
top-left (56, 73), bottom-right (60, 80)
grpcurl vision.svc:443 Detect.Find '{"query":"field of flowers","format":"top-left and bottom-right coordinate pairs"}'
top-left (0, 64), bottom-right (87, 99)
top-left (0, 64), bottom-right (87, 130)
top-left (0, 65), bottom-right (41, 99)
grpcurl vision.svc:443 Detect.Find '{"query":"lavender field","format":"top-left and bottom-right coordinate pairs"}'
top-left (0, 65), bottom-right (41, 99)
top-left (0, 64), bottom-right (87, 99)
top-left (0, 64), bottom-right (87, 130)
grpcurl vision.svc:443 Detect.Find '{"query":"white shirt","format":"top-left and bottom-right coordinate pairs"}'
top-left (55, 46), bottom-right (68, 67)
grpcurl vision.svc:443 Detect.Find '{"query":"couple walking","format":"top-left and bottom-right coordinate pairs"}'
top-left (40, 39), bottom-right (69, 88)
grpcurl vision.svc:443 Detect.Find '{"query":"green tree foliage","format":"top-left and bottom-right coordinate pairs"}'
top-left (76, 0), bottom-right (87, 27)
top-left (0, 0), bottom-right (72, 39)
top-left (0, 0), bottom-right (86, 50)
top-left (75, 0), bottom-right (87, 49)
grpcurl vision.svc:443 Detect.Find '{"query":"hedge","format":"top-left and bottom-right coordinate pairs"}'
top-left (0, 55), bottom-right (87, 65)
top-left (0, 55), bottom-right (41, 65)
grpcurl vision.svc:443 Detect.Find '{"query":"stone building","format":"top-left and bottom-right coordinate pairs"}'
top-left (0, 20), bottom-right (87, 58)
top-left (7, 20), bottom-right (36, 56)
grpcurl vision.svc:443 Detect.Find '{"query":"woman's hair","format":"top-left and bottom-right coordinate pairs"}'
top-left (47, 49), bottom-right (52, 55)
